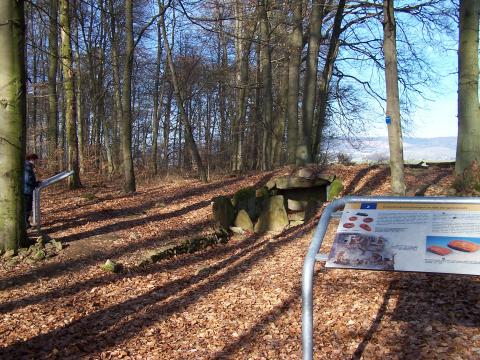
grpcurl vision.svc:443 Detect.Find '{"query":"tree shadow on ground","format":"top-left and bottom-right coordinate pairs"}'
top-left (411, 169), bottom-right (451, 196)
top-left (342, 165), bottom-right (380, 195)
top-left (44, 173), bottom-right (275, 240)
top-left (352, 272), bottom-right (480, 359)
top-left (353, 167), bottom-right (390, 195)
top-left (0, 219), bottom-right (210, 291)
top-left (0, 222), bottom-right (315, 358)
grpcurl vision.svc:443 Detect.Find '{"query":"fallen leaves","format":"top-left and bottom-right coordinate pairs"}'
top-left (0, 165), bottom-right (479, 359)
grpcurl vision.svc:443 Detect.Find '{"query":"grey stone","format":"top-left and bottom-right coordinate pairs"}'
top-left (287, 199), bottom-right (308, 211)
top-left (296, 168), bottom-right (314, 179)
top-left (33, 250), bottom-right (46, 260)
top-left (266, 179), bottom-right (276, 190)
top-left (50, 239), bottom-right (63, 251)
top-left (234, 210), bottom-right (254, 232)
top-left (275, 176), bottom-right (314, 189)
top-left (289, 220), bottom-right (304, 227)
top-left (212, 196), bottom-right (235, 229)
top-left (3, 249), bottom-right (16, 258)
top-left (288, 211), bottom-right (305, 221)
top-left (101, 259), bottom-right (121, 273)
top-left (229, 226), bottom-right (245, 235)
top-left (254, 195), bottom-right (289, 233)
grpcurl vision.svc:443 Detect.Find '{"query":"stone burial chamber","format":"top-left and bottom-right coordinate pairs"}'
top-left (212, 168), bottom-right (343, 234)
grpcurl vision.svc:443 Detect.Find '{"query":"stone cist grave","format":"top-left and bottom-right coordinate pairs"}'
top-left (212, 169), bottom-right (342, 233)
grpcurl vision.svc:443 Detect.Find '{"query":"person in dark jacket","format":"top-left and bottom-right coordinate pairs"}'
top-left (24, 154), bottom-right (41, 228)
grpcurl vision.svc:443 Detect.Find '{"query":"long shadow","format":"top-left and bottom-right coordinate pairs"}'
top-left (352, 272), bottom-right (480, 359)
top-left (55, 199), bottom-right (212, 243)
top-left (342, 165), bottom-right (380, 195)
top-left (351, 278), bottom-right (397, 359)
top-left (413, 169), bottom-right (450, 196)
top-left (44, 173), bottom-right (274, 235)
top-left (0, 219), bottom-right (210, 291)
top-left (354, 167), bottom-right (390, 195)
top-left (0, 221), bottom-right (315, 358)
top-left (0, 232), bottom-right (263, 315)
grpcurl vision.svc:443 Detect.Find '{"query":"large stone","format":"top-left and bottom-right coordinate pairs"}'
top-left (275, 175), bottom-right (334, 190)
top-left (232, 187), bottom-right (257, 219)
top-left (287, 199), bottom-right (308, 211)
top-left (327, 178), bottom-right (344, 200)
top-left (212, 196), bottom-right (235, 229)
top-left (275, 176), bottom-right (314, 189)
top-left (254, 195), bottom-right (289, 233)
top-left (288, 211), bottom-right (305, 221)
top-left (234, 209), bottom-right (254, 232)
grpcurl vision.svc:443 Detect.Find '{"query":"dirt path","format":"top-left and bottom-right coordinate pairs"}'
top-left (1, 165), bottom-right (479, 359)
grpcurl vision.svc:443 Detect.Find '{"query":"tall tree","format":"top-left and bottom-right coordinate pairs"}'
top-left (0, 0), bottom-right (26, 250)
top-left (383, 0), bottom-right (405, 195)
top-left (258, 0), bottom-right (273, 170)
top-left (286, 0), bottom-right (303, 164)
top-left (60, 0), bottom-right (82, 188)
top-left (120, 0), bottom-right (136, 192)
top-left (455, 0), bottom-right (480, 176)
top-left (299, 0), bottom-right (325, 164)
top-left (47, 0), bottom-right (59, 170)
top-left (313, 0), bottom-right (346, 160)
top-left (160, 2), bottom-right (208, 182)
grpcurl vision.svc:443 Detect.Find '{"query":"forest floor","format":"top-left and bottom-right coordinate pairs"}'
top-left (1, 164), bottom-right (479, 359)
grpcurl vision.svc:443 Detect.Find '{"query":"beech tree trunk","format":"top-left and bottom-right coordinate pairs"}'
top-left (299, 0), bottom-right (325, 164)
top-left (47, 0), bottom-right (58, 170)
top-left (0, 0), bottom-right (26, 250)
top-left (286, 0), bottom-right (302, 164)
top-left (160, 4), bottom-right (207, 182)
top-left (313, 0), bottom-right (346, 159)
top-left (259, 0), bottom-right (273, 170)
top-left (59, 0), bottom-right (82, 189)
top-left (120, 0), bottom-right (136, 192)
top-left (455, 0), bottom-right (480, 175)
top-left (383, 0), bottom-right (405, 195)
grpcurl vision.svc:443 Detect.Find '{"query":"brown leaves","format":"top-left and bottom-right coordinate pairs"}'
top-left (1, 166), bottom-right (478, 359)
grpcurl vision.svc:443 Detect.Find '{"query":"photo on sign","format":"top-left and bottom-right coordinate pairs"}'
top-left (341, 212), bottom-right (375, 233)
top-left (328, 232), bottom-right (395, 270)
top-left (426, 236), bottom-right (480, 262)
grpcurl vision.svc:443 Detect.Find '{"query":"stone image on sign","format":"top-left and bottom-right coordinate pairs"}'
top-left (328, 233), bottom-right (395, 270)
top-left (326, 201), bottom-right (480, 275)
top-left (426, 236), bottom-right (480, 261)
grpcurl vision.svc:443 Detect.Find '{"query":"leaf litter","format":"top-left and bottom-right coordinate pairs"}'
top-left (0, 164), bottom-right (479, 359)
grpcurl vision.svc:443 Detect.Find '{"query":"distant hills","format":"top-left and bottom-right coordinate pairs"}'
top-left (330, 137), bottom-right (457, 163)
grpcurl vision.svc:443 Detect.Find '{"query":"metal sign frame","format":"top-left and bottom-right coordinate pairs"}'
top-left (32, 171), bottom-right (74, 230)
top-left (301, 195), bottom-right (480, 360)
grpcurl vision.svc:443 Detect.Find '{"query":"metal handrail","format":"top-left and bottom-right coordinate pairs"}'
top-left (32, 170), bottom-right (74, 230)
top-left (301, 195), bottom-right (480, 360)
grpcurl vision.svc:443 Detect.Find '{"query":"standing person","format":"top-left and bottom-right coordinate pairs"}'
top-left (24, 154), bottom-right (41, 228)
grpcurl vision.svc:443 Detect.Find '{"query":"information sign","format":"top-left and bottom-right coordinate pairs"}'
top-left (326, 202), bottom-right (480, 275)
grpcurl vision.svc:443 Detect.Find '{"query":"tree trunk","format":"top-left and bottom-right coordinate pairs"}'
top-left (151, 19), bottom-right (163, 175)
top-left (286, 0), bottom-right (302, 164)
top-left (60, 0), bottom-right (82, 189)
top-left (313, 0), bottom-right (346, 159)
top-left (259, 0), bottom-right (273, 170)
top-left (74, 0), bottom-right (84, 174)
top-left (120, 0), bottom-right (136, 192)
top-left (383, 0), bottom-right (405, 195)
top-left (455, 0), bottom-right (480, 175)
top-left (0, 0), bottom-right (26, 250)
top-left (160, 5), bottom-right (207, 182)
top-left (299, 0), bottom-right (326, 164)
top-left (47, 0), bottom-right (59, 170)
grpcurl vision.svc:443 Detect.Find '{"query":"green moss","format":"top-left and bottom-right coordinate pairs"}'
top-left (232, 187), bottom-right (256, 207)
top-left (327, 178), bottom-right (344, 200)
